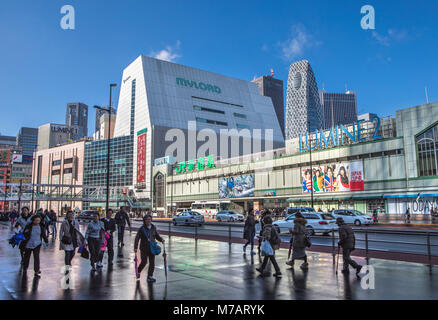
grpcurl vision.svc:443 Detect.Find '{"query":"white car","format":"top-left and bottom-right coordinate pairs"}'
top-left (216, 210), bottom-right (244, 222)
top-left (273, 212), bottom-right (338, 236)
top-left (331, 209), bottom-right (374, 226)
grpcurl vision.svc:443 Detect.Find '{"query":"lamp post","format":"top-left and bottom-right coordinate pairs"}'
top-left (94, 83), bottom-right (117, 215)
top-left (308, 120), bottom-right (314, 209)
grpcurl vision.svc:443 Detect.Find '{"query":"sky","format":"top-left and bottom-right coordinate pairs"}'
top-left (0, 0), bottom-right (437, 136)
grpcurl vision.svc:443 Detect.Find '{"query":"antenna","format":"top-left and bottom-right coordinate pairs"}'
top-left (270, 68), bottom-right (274, 77)
top-left (345, 83), bottom-right (348, 93)
top-left (425, 86), bottom-right (429, 104)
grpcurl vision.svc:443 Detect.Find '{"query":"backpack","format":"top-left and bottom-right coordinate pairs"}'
top-left (270, 226), bottom-right (281, 246)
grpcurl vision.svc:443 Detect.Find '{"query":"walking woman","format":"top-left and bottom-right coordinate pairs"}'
top-left (256, 216), bottom-right (282, 278)
top-left (20, 215), bottom-right (48, 277)
top-left (134, 214), bottom-right (165, 283)
top-left (85, 212), bottom-right (105, 271)
top-left (286, 213), bottom-right (309, 270)
top-left (15, 207), bottom-right (31, 267)
top-left (59, 210), bottom-right (84, 269)
top-left (243, 211), bottom-right (256, 254)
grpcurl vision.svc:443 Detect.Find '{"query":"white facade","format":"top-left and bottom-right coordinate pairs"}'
top-left (114, 56), bottom-right (284, 198)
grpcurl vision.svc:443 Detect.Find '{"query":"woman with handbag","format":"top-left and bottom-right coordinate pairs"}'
top-left (256, 216), bottom-right (282, 278)
top-left (85, 212), bottom-right (105, 271)
top-left (134, 214), bottom-right (165, 283)
top-left (286, 213), bottom-right (309, 270)
top-left (59, 210), bottom-right (84, 269)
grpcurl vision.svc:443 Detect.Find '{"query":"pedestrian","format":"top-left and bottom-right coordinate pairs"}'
top-left (99, 209), bottom-right (116, 267)
top-left (373, 209), bottom-right (379, 223)
top-left (37, 210), bottom-right (51, 238)
top-left (85, 212), bottom-right (105, 271)
top-left (20, 215), bottom-right (49, 277)
top-left (405, 207), bottom-right (411, 224)
top-left (286, 213), bottom-right (309, 270)
top-left (48, 209), bottom-right (58, 239)
top-left (9, 209), bottom-right (18, 228)
top-left (115, 207), bottom-right (131, 246)
top-left (134, 214), bottom-right (165, 283)
top-left (257, 210), bottom-right (271, 253)
top-left (336, 217), bottom-right (362, 275)
top-left (256, 215), bottom-right (282, 277)
top-left (243, 211), bottom-right (256, 254)
top-left (15, 207), bottom-right (31, 267)
top-left (59, 210), bottom-right (84, 269)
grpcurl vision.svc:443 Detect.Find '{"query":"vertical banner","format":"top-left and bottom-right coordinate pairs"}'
top-left (349, 161), bottom-right (364, 191)
top-left (136, 129), bottom-right (147, 183)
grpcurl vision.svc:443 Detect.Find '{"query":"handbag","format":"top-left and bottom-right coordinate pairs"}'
top-left (304, 235), bottom-right (312, 248)
top-left (142, 226), bottom-right (161, 255)
top-left (61, 235), bottom-right (72, 245)
top-left (80, 245), bottom-right (89, 259)
top-left (261, 240), bottom-right (274, 256)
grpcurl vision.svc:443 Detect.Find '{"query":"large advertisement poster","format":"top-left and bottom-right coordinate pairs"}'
top-left (301, 161), bottom-right (364, 194)
top-left (219, 175), bottom-right (255, 198)
top-left (136, 132), bottom-right (146, 183)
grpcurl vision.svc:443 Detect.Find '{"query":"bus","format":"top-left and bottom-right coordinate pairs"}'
top-left (191, 201), bottom-right (231, 218)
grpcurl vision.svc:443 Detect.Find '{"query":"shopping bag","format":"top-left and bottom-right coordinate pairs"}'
top-left (80, 245), bottom-right (89, 259)
top-left (261, 240), bottom-right (274, 256)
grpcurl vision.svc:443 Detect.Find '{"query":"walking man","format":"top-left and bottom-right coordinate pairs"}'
top-left (115, 207), bottom-right (131, 247)
top-left (85, 212), bottom-right (105, 271)
top-left (336, 217), bottom-right (362, 276)
top-left (49, 209), bottom-right (58, 239)
top-left (100, 209), bottom-right (116, 267)
top-left (243, 211), bottom-right (256, 254)
top-left (405, 207), bottom-right (411, 224)
top-left (134, 214), bottom-right (165, 283)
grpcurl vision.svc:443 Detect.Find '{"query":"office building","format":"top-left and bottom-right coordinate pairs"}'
top-left (66, 102), bottom-right (88, 140)
top-left (37, 123), bottom-right (79, 151)
top-left (0, 135), bottom-right (16, 149)
top-left (252, 73), bottom-right (285, 138)
top-left (285, 60), bottom-right (323, 140)
top-left (95, 107), bottom-right (116, 133)
top-left (319, 90), bottom-right (358, 129)
top-left (94, 113), bottom-right (117, 140)
top-left (16, 127), bottom-right (38, 157)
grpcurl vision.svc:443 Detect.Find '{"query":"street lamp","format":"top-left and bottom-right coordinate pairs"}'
top-left (94, 83), bottom-right (117, 215)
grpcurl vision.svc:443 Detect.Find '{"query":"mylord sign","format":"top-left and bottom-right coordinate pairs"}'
top-left (299, 116), bottom-right (383, 152)
top-left (176, 78), bottom-right (221, 94)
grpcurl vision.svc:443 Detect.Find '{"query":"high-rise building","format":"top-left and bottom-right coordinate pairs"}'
top-left (16, 127), bottom-right (38, 157)
top-left (66, 102), bottom-right (88, 140)
top-left (95, 107), bottom-right (116, 133)
top-left (37, 123), bottom-right (79, 151)
top-left (94, 113), bottom-right (117, 140)
top-left (252, 73), bottom-right (285, 138)
top-left (285, 60), bottom-right (323, 140)
top-left (0, 135), bottom-right (16, 149)
top-left (319, 90), bottom-right (358, 129)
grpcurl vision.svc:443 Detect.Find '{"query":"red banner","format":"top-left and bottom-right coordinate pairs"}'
top-left (137, 133), bottom-right (146, 183)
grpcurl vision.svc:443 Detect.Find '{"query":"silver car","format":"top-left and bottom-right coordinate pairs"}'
top-left (216, 210), bottom-right (244, 222)
top-left (172, 211), bottom-right (205, 226)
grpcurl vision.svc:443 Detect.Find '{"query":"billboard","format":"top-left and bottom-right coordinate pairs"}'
top-left (12, 154), bottom-right (22, 163)
top-left (219, 174), bottom-right (254, 198)
top-left (301, 161), bottom-right (364, 194)
top-left (136, 131), bottom-right (147, 183)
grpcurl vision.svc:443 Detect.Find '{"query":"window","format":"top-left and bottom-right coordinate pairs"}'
top-left (64, 158), bottom-right (73, 164)
top-left (63, 168), bottom-right (73, 174)
top-left (233, 112), bottom-right (247, 119)
top-left (52, 160), bottom-right (61, 166)
top-left (237, 124), bottom-right (250, 129)
top-left (193, 105), bottom-right (225, 114)
top-left (196, 117), bottom-right (228, 126)
top-left (416, 123), bottom-right (438, 177)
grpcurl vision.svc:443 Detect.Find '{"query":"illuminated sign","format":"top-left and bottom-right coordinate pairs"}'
top-left (176, 78), bottom-right (221, 94)
top-left (136, 129), bottom-right (147, 183)
top-left (176, 154), bottom-right (215, 174)
top-left (299, 116), bottom-right (382, 152)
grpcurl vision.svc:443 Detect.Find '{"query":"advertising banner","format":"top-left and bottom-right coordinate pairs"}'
top-left (12, 154), bottom-right (22, 163)
top-left (219, 174), bottom-right (255, 198)
top-left (136, 132), bottom-right (146, 183)
top-left (301, 161), bottom-right (364, 194)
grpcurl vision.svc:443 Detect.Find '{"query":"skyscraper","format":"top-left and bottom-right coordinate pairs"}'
top-left (66, 102), bottom-right (88, 140)
top-left (95, 106), bottom-right (116, 133)
top-left (319, 90), bottom-right (358, 129)
top-left (252, 73), bottom-right (285, 138)
top-left (285, 60), bottom-right (323, 140)
top-left (16, 127), bottom-right (38, 157)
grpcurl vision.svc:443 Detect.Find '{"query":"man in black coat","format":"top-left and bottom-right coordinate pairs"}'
top-left (336, 217), bottom-right (362, 275)
top-left (115, 207), bottom-right (131, 246)
top-left (100, 209), bottom-right (116, 266)
top-left (134, 214), bottom-right (165, 283)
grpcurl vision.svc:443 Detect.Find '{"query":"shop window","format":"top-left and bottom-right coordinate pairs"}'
top-left (416, 123), bottom-right (438, 177)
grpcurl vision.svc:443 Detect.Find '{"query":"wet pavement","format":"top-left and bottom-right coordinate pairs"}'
top-left (0, 224), bottom-right (437, 300)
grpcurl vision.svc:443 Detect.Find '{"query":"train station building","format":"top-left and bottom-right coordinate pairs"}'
top-left (152, 102), bottom-right (438, 217)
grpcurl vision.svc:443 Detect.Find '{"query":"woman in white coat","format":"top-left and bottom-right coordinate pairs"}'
top-left (59, 210), bottom-right (84, 268)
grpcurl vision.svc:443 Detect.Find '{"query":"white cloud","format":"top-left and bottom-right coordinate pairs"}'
top-left (279, 25), bottom-right (320, 61)
top-left (149, 41), bottom-right (181, 62)
top-left (372, 29), bottom-right (407, 46)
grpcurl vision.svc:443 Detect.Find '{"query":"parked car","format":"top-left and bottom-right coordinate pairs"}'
top-left (273, 212), bottom-right (338, 236)
top-left (216, 210), bottom-right (244, 222)
top-left (331, 209), bottom-right (374, 226)
top-left (285, 207), bottom-right (315, 216)
top-left (77, 210), bottom-right (99, 222)
top-left (172, 211), bottom-right (204, 226)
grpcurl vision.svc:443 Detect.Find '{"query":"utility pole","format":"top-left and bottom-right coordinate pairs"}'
top-left (308, 120), bottom-right (314, 210)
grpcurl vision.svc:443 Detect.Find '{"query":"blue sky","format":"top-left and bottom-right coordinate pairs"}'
top-left (0, 0), bottom-right (437, 136)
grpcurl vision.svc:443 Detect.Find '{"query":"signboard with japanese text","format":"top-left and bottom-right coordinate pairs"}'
top-left (136, 130), bottom-right (147, 183)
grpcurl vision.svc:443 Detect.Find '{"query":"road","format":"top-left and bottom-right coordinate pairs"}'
top-left (131, 221), bottom-right (438, 257)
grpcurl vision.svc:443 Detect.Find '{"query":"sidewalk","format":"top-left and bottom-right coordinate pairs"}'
top-left (0, 225), bottom-right (437, 300)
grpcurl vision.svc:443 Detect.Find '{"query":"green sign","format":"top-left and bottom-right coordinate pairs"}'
top-left (176, 154), bottom-right (215, 174)
top-left (137, 128), bottom-right (147, 136)
top-left (176, 78), bottom-right (221, 94)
